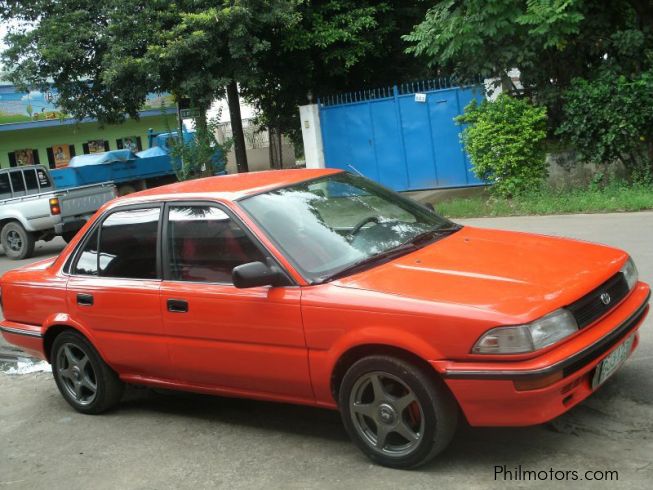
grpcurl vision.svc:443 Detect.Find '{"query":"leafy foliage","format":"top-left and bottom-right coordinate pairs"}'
top-left (404, 0), bottom-right (653, 126)
top-left (241, 1), bottom-right (431, 141)
top-left (0, 0), bottom-right (301, 174)
top-left (557, 70), bottom-right (653, 181)
top-left (457, 95), bottom-right (548, 197)
top-left (169, 116), bottom-right (233, 182)
top-left (1, 0), bottom-right (430, 152)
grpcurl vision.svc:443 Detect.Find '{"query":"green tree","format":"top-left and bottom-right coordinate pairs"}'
top-left (404, 0), bottom-right (653, 126)
top-left (457, 95), bottom-right (548, 197)
top-left (558, 70), bottom-right (653, 180)
top-left (241, 0), bottom-right (431, 144)
top-left (0, 0), bottom-right (300, 174)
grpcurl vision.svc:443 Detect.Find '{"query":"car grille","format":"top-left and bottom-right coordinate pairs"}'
top-left (566, 272), bottom-right (630, 329)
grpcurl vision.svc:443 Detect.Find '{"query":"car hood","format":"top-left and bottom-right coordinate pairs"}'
top-left (334, 226), bottom-right (627, 321)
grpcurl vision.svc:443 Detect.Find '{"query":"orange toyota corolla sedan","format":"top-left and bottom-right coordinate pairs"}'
top-left (0, 169), bottom-right (649, 468)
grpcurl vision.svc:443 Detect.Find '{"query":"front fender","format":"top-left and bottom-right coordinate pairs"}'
top-left (309, 325), bottom-right (445, 407)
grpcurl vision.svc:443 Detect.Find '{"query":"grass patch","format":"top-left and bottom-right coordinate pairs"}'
top-left (436, 184), bottom-right (653, 218)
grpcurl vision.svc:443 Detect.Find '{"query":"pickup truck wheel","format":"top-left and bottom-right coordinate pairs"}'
top-left (339, 355), bottom-right (458, 469)
top-left (1, 222), bottom-right (35, 260)
top-left (51, 331), bottom-right (124, 414)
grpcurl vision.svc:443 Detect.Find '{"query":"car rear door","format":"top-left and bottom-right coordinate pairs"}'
top-left (66, 204), bottom-right (173, 379)
top-left (158, 202), bottom-right (313, 401)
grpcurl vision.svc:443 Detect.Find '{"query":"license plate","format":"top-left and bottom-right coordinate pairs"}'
top-left (592, 335), bottom-right (634, 388)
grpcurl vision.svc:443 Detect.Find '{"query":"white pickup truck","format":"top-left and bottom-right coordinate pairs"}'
top-left (0, 165), bottom-right (116, 260)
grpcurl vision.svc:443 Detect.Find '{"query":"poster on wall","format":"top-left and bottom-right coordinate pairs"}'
top-left (8, 149), bottom-right (39, 167)
top-left (14, 149), bottom-right (35, 166)
top-left (116, 136), bottom-right (142, 152)
top-left (47, 144), bottom-right (75, 169)
top-left (85, 139), bottom-right (109, 154)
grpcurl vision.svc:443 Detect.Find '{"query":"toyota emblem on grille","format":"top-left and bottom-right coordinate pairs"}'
top-left (600, 292), bottom-right (611, 305)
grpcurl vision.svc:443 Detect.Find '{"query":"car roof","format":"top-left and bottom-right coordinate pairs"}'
top-left (118, 168), bottom-right (343, 204)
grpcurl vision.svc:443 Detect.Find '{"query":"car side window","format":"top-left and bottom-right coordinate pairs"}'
top-left (166, 205), bottom-right (266, 283)
top-left (98, 208), bottom-right (160, 279)
top-left (72, 228), bottom-right (100, 276)
top-left (9, 170), bottom-right (25, 194)
top-left (0, 173), bottom-right (11, 199)
top-left (24, 169), bottom-right (39, 194)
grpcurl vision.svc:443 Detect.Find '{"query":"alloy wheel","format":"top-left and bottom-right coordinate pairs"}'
top-left (349, 371), bottom-right (425, 457)
top-left (6, 230), bottom-right (23, 252)
top-left (56, 343), bottom-right (98, 406)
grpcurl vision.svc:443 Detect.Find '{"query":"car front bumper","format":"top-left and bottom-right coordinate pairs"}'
top-left (434, 283), bottom-right (650, 427)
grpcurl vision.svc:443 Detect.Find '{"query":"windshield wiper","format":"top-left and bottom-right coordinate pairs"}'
top-left (319, 242), bottom-right (418, 283)
top-left (403, 224), bottom-right (462, 247)
top-left (319, 224), bottom-right (462, 283)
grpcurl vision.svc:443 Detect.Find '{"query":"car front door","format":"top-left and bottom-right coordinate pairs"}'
top-left (159, 202), bottom-right (313, 402)
top-left (66, 205), bottom-right (173, 379)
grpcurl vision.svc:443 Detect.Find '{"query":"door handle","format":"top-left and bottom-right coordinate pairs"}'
top-left (167, 299), bottom-right (188, 313)
top-left (77, 293), bottom-right (94, 306)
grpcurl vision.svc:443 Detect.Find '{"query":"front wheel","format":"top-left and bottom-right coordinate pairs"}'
top-left (0, 222), bottom-right (35, 260)
top-left (51, 331), bottom-right (124, 414)
top-left (339, 355), bottom-right (458, 469)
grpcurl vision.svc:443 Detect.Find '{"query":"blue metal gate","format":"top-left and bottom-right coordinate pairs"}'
top-left (318, 79), bottom-right (485, 191)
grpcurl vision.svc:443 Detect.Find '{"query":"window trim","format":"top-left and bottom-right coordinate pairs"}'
top-left (66, 202), bottom-right (164, 281)
top-left (161, 200), bottom-right (295, 287)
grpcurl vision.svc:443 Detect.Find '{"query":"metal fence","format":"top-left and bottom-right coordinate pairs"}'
top-left (318, 79), bottom-right (485, 191)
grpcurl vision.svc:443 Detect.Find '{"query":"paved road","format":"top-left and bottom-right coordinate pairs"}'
top-left (1, 214), bottom-right (652, 489)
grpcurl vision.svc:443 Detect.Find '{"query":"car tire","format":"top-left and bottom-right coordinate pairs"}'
top-left (0, 221), bottom-right (35, 260)
top-left (51, 330), bottom-right (125, 414)
top-left (338, 355), bottom-right (458, 469)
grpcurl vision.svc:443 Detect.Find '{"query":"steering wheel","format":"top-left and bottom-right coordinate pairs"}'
top-left (350, 216), bottom-right (381, 237)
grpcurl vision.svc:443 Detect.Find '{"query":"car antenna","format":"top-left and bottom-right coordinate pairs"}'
top-left (347, 164), bottom-right (364, 176)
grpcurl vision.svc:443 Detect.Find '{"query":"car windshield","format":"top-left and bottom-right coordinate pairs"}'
top-left (239, 172), bottom-right (459, 283)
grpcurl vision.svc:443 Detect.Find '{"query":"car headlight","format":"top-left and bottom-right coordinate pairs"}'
top-left (472, 309), bottom-right (579, 354)
top-left (621, 257), bottom-right (638, 290)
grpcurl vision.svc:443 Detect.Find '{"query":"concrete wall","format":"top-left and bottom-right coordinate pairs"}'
top-left (546, 150), bottom-right (627, 188)
top-left (224, 142), bottom-right (297, 174)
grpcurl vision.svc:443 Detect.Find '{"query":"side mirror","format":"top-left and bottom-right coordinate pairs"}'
top-left (232, 261), bottom-right (287, 289)
top-left (424, 202), bottom-right (435, 212)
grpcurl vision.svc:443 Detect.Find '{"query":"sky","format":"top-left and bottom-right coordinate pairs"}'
top-left (0, 20), bottom-right (13, 72)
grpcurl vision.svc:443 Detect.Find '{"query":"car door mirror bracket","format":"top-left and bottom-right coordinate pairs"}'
top-left (232, 261), bottom-right (289, 288)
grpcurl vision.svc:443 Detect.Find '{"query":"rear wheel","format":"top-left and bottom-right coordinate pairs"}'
top-left (51, 331), bottom-right (124, 414)
top-left (338, 355), bottom-right (458, 469)
top-left (1, 222), bottom-right (35, 260)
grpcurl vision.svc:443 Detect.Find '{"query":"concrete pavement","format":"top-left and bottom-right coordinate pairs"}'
top-left (1, 214), bottom-right (652, 489)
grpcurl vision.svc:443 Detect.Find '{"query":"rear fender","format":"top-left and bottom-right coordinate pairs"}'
top-left (42, 313), bottom-right (108, 362)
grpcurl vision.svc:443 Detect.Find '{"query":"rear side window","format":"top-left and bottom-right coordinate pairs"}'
top-left (99, 208), bottom-right (160, 279)
top-left (9, 171), bottom-right (25, 192)
top-left (0, 174), bottom-right (11, 198)
top-left (73, 229), bottom-right (100, 276)
top-left (24, 169), bottom-right (39, 192)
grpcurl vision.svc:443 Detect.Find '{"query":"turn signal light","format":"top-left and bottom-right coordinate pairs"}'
top-left (513, 370), bottom-right (563, 391)
top-left (49, 197), bottom-right (61, 215)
